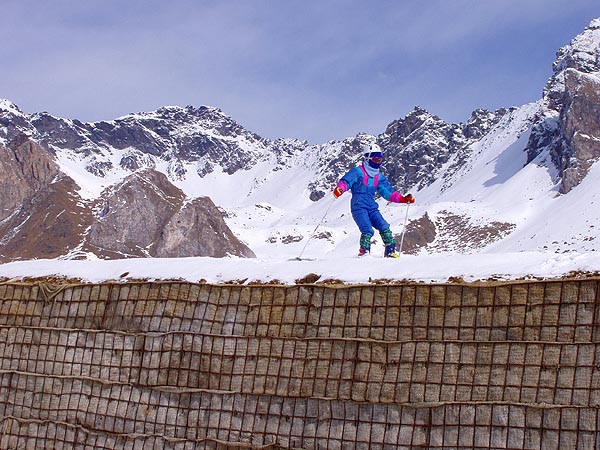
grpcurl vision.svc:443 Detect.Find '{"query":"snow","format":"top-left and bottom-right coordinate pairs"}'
top-left (0, 252), bottom-right (597, 285)
top-left (1, 99), bottom-right (600, 285)
top-left (554, 18), bottom-right (600, 73)
top-left (0, 99), bottom-right (24, 116)
top-left (54, 147), bottom-right (134, 200)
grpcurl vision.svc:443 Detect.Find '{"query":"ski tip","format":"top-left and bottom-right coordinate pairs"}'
top-left (289, 257), bottom-right (316, 262)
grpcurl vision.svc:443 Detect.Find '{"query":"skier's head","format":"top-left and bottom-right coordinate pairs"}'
top-left (363, 143), bottom-right (382, 169)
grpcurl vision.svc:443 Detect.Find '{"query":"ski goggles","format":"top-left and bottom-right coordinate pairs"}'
top-left (370, 156), bottom-right (382, 163)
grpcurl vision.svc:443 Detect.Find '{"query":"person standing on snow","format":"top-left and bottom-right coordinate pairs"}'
top-left (333, 144), bottom-right (415, 257)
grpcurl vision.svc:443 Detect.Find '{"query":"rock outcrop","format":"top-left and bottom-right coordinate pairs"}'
top-left (526, 18), bottom-right (600, 193)
top-left (85, 170), bottom-right (255, 259)
top-left (0, 139), bottom-right (255, 261)
top-left (85, 170), bottom-right (186, 258)
top-left (155, 197), bottom-right (256, 258)
top-left (0, 134), bottom-right (60, 220)
top-left (559, 69), bottom-right (600, 192)
top-left (0, 136), bottom-right (91, 261)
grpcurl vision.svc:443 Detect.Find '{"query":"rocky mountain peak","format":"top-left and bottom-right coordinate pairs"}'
top-left (464, 108), bottom-right (511, 140)
top-left (129, 104), bottom-right (228, 127)
top-left (526, 17), bottom-right (600, 194)
top-left (377, 107), bottom-right (465, 191)
top-left (0, 101), bottom-right (36, 147)
top-left (544, 18), bottom-right (600, 112)
top-left (383, 106), bottom-right (439, 141)
top-left (0, 99), bottom-right (24, 115)
top-left (552, 18), bottom-right (600, 76)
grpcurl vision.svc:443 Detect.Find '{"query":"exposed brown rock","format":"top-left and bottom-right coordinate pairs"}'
top-left (0, 134), bottom-right (60, 222)
top-left (559, 69), bottom-right (600, 193)
top-left (155, 196), bottom-right (255, 258)
top-left (0, 140), bottom-right (256, 261)
top-left (393, 211), bottom-right (516, 255)
top-left (429, 211), bottom-right (515, 253)
top-left (85, 169), bottom-right (255, 259)
top-left (0, 177), bottom-right (93, 261)
top-left (526, 19), bottom-right (600, 194)
top-left (394, 213), bottom-right (437, 254)
top-left (85, 170), bottom-right (185, 257)
top-left (0, 136), bottom-right (92, 262)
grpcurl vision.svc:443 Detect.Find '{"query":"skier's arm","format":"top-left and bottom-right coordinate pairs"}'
top-left (376, 174), bottom-right (395, 201)
top-left (378, 175), bottom-right (415, 203)
top-left (333, 168), bottom-right (360, 198)
top-left (333, 182), bottom-right (347, 198)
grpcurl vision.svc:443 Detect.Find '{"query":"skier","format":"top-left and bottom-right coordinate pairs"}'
top-left (333, 144), bottom-right (415, 257)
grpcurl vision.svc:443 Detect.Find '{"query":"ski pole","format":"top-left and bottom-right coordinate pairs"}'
top-left (294, 198), bottom-right (335, 261)
top-left (398, 203), bottom-right (410, 255)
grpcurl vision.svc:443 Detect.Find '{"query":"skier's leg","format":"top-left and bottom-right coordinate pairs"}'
top-left (370, 209), bottom-right (390, 233)
top-left (381, 229), bottom-right (398, 257)
top-left (352, 208), bottom-right (374, 255)
top-left (371, 210), bottom-right (398, 257)
top-left (359, 233), bottom-right (373, 256)
top-left (380, 228), bottom-right (395, 245)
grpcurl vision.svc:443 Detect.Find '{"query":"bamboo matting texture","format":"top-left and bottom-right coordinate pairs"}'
top-left (0, 279), bottom-right (598, 449)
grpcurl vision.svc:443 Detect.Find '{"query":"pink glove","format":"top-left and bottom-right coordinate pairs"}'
top-left (390, 192), bottom-right (415, 203)
top-left (389, 192), bottom-right (402, 203)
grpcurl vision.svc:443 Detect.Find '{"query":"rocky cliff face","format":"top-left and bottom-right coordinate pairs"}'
top-left (155, 196), bottom-right (255, 258)
top-left (0, 136), bottom-right (90, 261)
top-left (377, 107), bottom-right (509, 192)
top-left (0, 135), bottom-right (50, 222)
top-left (526, 18), bottom-right (600, 193)
top-left (0, 138), bottom-right (254, 261)
top-left (85, 169), bottom-right (255, 259)
top-left (85, 170), bottom-right (186, 258)
top-left (559, 69), bottom-right (600, 192)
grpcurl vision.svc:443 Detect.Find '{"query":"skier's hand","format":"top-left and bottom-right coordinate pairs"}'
top-left (333, 187), bottom-right (344, 198)
top-left (390, 191), bottom-right (413, 203)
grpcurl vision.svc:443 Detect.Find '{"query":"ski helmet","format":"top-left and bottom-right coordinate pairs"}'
top-left (363, 143), bottom-right (382, 169)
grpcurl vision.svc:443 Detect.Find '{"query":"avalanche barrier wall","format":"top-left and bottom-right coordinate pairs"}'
top-left (0, 278), bottom-right (598, 449)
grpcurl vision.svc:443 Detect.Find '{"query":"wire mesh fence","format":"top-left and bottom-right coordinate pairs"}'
top-left (0, 278), bottom-right (598, 448)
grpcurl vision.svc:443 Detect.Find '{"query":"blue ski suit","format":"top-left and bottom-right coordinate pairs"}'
top-left (338, 163), bottom-right (396, 236)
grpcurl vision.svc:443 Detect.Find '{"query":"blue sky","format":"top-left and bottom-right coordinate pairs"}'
top-left (1, 0), bottom-right (598, 143)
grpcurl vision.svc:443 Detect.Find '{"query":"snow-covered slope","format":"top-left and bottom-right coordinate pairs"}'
top-left (1, 97), bottom-right (598, 285)
top-left (219, 100), bottom-right (598, 261)
top-left (0, 18), bottom-right (599, 283)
